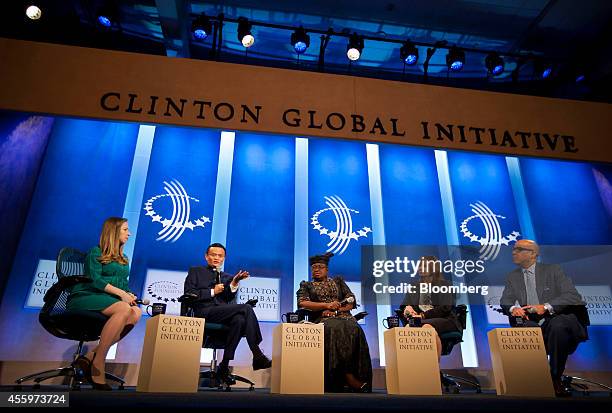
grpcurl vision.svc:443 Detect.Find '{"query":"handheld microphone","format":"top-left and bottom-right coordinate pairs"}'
top-left (136, 298), bottom-right (150, 305)
top-left (340, 296), bottom-right (355, 306)
top-left (211, 266), bottom-right (221, 284)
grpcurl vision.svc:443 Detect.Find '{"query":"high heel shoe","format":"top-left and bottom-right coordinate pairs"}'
top-left (89, 352), bottom-right (113, 391)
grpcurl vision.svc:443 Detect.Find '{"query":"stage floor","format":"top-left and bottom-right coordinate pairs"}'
top-left (2, 386), bottom-right (611, 412)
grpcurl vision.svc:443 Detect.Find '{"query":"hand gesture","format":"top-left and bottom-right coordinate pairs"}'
top-left (121, 291), bottom-right (136, 305)
top-left (523, 304), bottom-right (546, 315)
top-left (214, 284), bottom-right (225, 295)
top-left (403, 305), bottom-right (418, 317)
top-left (232, 270), bottom-right (249, 285)
top-left (511, 306), bottom-right (527, 318)
top-left (327, 301), bottom-right (341, 311)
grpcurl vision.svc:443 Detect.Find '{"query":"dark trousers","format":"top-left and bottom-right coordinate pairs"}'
top-left (512, 314), bottom-right (586, 379)
top-left (195, 303), bottom-right (263, 362)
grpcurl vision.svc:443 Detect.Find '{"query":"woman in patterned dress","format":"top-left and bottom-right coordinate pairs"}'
top-left (296, 252), bottom-right (372, 392)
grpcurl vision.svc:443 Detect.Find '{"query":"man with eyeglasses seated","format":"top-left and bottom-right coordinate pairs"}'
top-left (500, 239), bottom-right (588, 397)
top-left (183, 243), bottom-right (271, 384)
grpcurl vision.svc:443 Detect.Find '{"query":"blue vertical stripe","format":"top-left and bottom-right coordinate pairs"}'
top-left (434, 150), bottom-right (478, 368)
top-left (366, 143), bottom-right (390, 366)
top-left (294, 138), bottom-right (309, 309)
top-left (210, 131), bottom-right (236, 252)
top-left (122, 125), bottom-right (156, 264)
top-left (506, 157), bottom-right (536, 241)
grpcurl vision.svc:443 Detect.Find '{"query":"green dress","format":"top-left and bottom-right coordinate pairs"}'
top-left (66, 247), bottom-right (130, 311)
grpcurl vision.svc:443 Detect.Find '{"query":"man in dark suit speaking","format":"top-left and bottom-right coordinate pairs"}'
top-left (184, 242), bottom-right (271, 383)
top-left (500, 239), bottom-right (588, 396)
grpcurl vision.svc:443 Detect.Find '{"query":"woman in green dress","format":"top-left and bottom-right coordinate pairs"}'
top-left (67, 217), bottom-right (142, 390)
top-left (297, 252), bottom-right (372, 392)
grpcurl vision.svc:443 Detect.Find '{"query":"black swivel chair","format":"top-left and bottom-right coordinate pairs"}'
top-left (15, 247), bottom-right (125, 390)
top-left (550, 306), bottom-right (611, 396)
top-left (179, 294), bottom-right (256, 392)
top-left (396, 304), bottom-right (481, 393)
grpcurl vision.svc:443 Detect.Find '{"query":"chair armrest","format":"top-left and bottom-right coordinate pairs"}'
top-left (178, 293), bottom-right (199, 304)
top-left (353, 311), bottom-right (368, 321)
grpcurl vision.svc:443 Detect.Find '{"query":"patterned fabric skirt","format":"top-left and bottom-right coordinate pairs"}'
top-left (322, 317), bottom-right (372, 392)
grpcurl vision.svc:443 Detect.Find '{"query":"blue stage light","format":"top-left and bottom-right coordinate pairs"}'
top-left (446, 46), bottom-right (465, 72)
top-left (400, 40), bottom-right (418, 66)
top-left (192, 14), bottom-right (212, 41)
top-left (575, 74), bottom-right (585, 83)
top-left (290, 27), bottom-right (310, 55)
top-left (485, 52), bottom-right (504, 76)
top-left (97, 15), bottom-right (112, 27)
top-left (294, 41), bottom-right (307, 54)
top-left (542, 67), bottom-right (552, 78)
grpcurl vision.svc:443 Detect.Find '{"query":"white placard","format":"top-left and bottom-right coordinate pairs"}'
top-left (576, 285), bottom-right (612, 325)
top-left (237, 277), bottom-right (280, 322)
top-left (141, 269), bottom-right (185, 316)
top-left (484, 285), bottom-right (510, 325)
top-left (346, 281), bottom-right (365, 325)
top-left (25, 259), bottom-right (58, 308)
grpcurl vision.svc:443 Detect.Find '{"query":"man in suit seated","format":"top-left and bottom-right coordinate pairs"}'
top-left (184, 242), bottom-right (271, 383)
top-left (500, 239), bottom-right (588, 397)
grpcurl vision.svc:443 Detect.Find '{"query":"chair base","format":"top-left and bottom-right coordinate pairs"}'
top-left (441, 372), bottom-right (481, 394)
top-left (562, 375), bottom-right (612, 396)
top-left (199, 368), bottom-right (255, 391)
top-left (15, 364), bottom-right (125, 390)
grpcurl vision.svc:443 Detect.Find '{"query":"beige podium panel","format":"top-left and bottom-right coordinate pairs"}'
top-left (270, 323), bottom-right (324, 394)
top-left (137, 315), bottom-right (205, 393)
top-left (488, 328), bottom-right (555, 397)
top-left (384, 327), bottom-right (441, 395)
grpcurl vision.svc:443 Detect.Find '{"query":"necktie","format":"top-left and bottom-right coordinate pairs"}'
top-left (524, 268), bottom-right (539, 305)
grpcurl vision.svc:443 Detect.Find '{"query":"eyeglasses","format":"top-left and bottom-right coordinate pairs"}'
top-left (311, 264), bottom-right (327, 270)
top-left (512, 247), bottom-right (535, 253)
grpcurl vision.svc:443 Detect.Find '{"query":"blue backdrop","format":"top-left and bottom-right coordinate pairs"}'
top-left (0, 111), bottom-right (610, 372)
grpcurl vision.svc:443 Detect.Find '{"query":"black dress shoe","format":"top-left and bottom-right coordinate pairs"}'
top-left (91, 381), bottom-right (113, 391)
top-left (252, 354), bottom-right (272, 370)
top-left (553, 379), bottom-right (571, 397)
top-left (216, 365), bottom-right (236, 386)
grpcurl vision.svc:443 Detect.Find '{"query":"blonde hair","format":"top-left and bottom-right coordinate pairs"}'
top-left (98, 217), bottom-right (129, 265)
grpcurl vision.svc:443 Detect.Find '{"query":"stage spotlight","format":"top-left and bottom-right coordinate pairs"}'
top-left (535, 61), bottom-right (554, 79)
top-left (346, 33), bottom-right (364, 61)
top-left (25, 5), bottom-right (42, 20)
top-left (400, 40), bottom-right (418, 65)
top-left (485, 52), bottom-right (504, 76)
top-left (446, 46), bottom-right (465, 71)
top-left (96, 5), bottom-right (116, 28)
top-left (291, 26), bottom-right (310, 54)
top-left (191, 14), bottom-right (212, 40)
top-left (575, 74), bottom-right (585, 83)
top-left (238, 17), bottom-right (254, 48)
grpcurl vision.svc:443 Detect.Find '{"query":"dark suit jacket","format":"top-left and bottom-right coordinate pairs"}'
top-left (184, 266), bottom-right (237, 313)
top-left (399, 278), bottom-right (461, 331)
top-left (500, 263), bottom-right (585, 316)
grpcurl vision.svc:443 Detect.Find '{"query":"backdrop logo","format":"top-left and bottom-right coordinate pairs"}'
top-left (311, 195), bottom-right (371, 255)
top-left (146, 280), bottom-right (182, 304)
top-left (459, 201), bottom-right (519, 261)
top-left (143, 180), bottom-right (211, 242)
